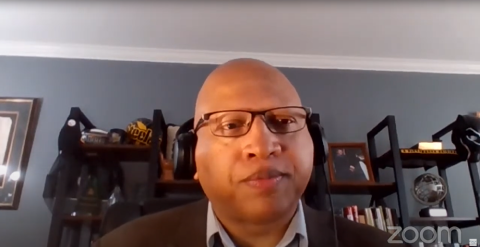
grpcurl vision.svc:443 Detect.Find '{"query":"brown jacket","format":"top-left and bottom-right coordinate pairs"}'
top-left (94, 199), bottom-right (408, 247)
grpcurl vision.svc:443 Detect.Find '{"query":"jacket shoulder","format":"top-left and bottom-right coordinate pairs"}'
top-left (334, 216), bottom-right (410, 247)
top-left (94, 201), bottom-right (201, 247)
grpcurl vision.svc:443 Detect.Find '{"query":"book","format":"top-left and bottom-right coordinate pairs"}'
top-left (337, 205), bottom-right (399, 232)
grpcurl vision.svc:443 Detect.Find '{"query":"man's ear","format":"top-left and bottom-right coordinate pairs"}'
top-left (193, 172), bottom-right (199, 180)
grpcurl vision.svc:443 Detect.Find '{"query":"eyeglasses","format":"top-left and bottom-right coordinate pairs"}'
top-left (194, 106), bottom-right (312, 137)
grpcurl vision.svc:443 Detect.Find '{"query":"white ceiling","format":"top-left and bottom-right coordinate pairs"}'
top-left (1, 2), bottom-right (480, 73)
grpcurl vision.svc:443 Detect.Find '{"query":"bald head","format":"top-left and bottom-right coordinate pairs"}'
top-left (194, 58), bottom-right (301, 123)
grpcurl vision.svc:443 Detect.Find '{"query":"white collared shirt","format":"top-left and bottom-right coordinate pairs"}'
top-left (206, 200), bottom-right (308, 247)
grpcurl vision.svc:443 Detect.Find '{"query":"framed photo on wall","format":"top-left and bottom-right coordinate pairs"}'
top-left (0, 98), bottom-right (42, 210)
top-left (327, 142), bottom-right (375, 184)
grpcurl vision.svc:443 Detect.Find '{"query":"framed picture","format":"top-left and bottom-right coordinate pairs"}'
top-left (0, 98), bottom-right (42, 209)
top-left (327, 142), bottom-right (375, 184)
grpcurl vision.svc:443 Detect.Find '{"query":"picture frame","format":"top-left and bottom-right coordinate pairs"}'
top-left (327, 142), bottom-right (375, 184)
top-left (0, 97), bottom-right (42, 210)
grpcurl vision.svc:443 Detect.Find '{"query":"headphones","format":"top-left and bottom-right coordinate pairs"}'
top-left (172, 113), bottom-right (328, 180)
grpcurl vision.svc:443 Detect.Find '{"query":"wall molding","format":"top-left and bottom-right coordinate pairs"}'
top-left (2, 41), bottom-right (480, 74)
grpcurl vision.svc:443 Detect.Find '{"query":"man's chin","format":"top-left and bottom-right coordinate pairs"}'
top-left (238, 197), bottom-right (297, 221)
top-left (243, 209), bottom-right (288, 223)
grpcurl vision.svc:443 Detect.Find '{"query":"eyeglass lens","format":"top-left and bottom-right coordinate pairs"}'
top-left (208, 107), bottom-right (308, 137)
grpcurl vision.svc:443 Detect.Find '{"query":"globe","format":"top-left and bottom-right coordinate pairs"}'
top-left (411, 173), bottom-right (448, 206)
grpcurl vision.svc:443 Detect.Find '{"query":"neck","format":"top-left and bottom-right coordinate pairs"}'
top-left (213, 202), bottom-right (298, 247)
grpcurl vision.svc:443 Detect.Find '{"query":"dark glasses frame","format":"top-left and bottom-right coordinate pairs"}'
top-left (193, 106), bottom-right (312, 137)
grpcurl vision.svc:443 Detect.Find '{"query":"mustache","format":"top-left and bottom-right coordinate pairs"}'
top-left (241, 168), bottom-right (289, 181)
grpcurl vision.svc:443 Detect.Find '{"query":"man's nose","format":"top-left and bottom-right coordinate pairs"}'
top-left (241, 117), bottom-right (282, 159)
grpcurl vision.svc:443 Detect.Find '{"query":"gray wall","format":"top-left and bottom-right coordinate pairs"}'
top-left (1, 56), bottom-right (479, 246)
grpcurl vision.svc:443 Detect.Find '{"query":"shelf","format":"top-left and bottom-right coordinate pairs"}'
top-left (329, 182), bottom-right (397, 197)
top-left (81, 144), bottom-right (151, 162)
top-left (373, 149), bottom-right (463, 169)
top-left (410, 217), bottom-right (480, 228)
top-left (62, 215), bottom-right (102, 226)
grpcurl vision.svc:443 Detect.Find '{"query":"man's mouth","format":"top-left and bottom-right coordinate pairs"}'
top-left (242, 171), bottom-right (287, 190)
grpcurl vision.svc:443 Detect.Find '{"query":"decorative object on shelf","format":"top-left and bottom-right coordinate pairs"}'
top-left (158, 124), bottom-right (180, 182)
top-left (163, 124), bottom-right (181, 163)
top-left (80, 128), bottom-right (110, 144)
top-left (415, 141), bottom-right (443, 150)
top-left (126, 118), bottom-right (155, 146)
top-left (108, 165), bottom-right (125, 206)
top-left (108, 128), bottom-right (127, 144)
top-left (159, 152), bottom-right (174, 181)
top-left (0, 97), bottom-right (42, 210)
top-left (412, 173), bottom-right (448, 218)
top-left (327, 142), bottom-right (375, 184)
top-left (108, 185), bottom-right (124, 206)
top-left (451, 114), bottom-right (480, 162)
top-left (43, 107), bottom-right (101, 212)
top-left (72, 166), bottom-right (102, 216)
top-left (399, 149), bottom-right (457, 155)
top-left (81, 128), bottom-right (128, 145)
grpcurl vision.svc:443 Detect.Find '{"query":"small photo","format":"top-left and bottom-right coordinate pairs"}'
top-left (328, 143), bottom-right (375, 184)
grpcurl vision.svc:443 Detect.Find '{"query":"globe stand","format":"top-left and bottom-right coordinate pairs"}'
top-left (419, 206), bottom-right (447, 217)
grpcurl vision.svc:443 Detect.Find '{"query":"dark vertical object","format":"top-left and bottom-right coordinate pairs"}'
top-left (385, 116), bottom-right (410, 235)
top-left (47, 107), bottom-right (87, 247)
top-left (466, 162), bottom-right (480, 247)
top-left (468, 161), bottom-right (480, 216)
top-left (314, 154), bottom-right (328, 211)
top-left (311, 113), bottom-right (320, 124)
top-left (310, 113), bottom-right (328, 211)
top-left (312, 113), bottom-right (328, 211)
top-left (367, 129), bottom-right (386, 208)
top-left (431, 122), bottom-right (455, 143)
top-left (46, 164), bottom-right (70, 247)
top-left (366, 116), bottom-right (410, 238)
top-left (67, 225), bottom-right (81, 247)
top-left (146, 110), bottom-right (165, 198)
top-left (445, 115), bottom-right (480, 219)
top-left (431, 122), bottom-right (458, 243)
top-left (46, 107), bottom-right (100, 247)
top-left (437, 168), bottom-right (454, 214)
top-left (431, 122), bottom-right (455, 216)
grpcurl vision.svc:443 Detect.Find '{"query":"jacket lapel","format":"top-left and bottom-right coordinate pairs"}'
top-left (303, 202), bottom-right (338, 247)
top-left (170, 198), bottom-right (209, 247)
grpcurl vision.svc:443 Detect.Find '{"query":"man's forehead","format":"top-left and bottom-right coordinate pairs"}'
top-left (195, 59), bottom-right (301, 118)
top-left (200, 86), bottom-right (297, 111)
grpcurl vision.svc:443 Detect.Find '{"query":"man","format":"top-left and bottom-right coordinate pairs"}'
top-left (332, 149), bottom-right (351, 181)
top-left (353, 152), bottom-right (370, 181)
top-left (334, 149), bottom-right (367, 182)
top-left (95, 58), bottom-right (406, 247)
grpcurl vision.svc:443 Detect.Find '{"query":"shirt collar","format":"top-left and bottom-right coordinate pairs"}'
top-left (206, 200), bottom-right (308, 247)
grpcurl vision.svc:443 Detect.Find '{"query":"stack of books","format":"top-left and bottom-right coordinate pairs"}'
top-left (336, 205), bottom-right (399, 233)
